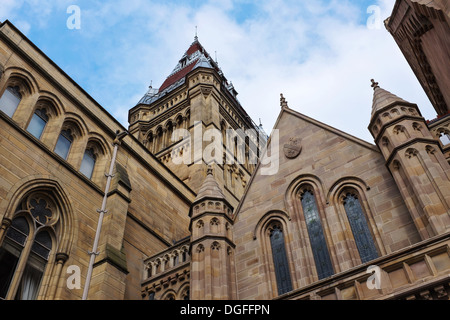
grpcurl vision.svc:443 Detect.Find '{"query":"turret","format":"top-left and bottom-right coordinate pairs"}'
top-left (189, 165), bottom-right (236, 300)
top-left (369, 79), bottom-right (450, 239)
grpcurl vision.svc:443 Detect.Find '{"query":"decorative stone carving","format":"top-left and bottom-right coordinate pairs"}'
top-left (284, 137), bottom-right (302, 159)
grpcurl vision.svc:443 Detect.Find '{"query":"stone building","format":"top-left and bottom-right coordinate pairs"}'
top-left (0, 0), bottom-right (449, 301)
top-left (386, 0), bottom-right (449, 117)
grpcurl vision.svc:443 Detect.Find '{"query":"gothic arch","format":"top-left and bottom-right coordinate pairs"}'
top-left (35, 91), bottom-right (65, 117)
top-left (62, 112), bottom-right (89, 138)
top-left (285, 174), bottom-right (327, 210)
top-left (380, 136), bottom-right (392, 155)
top-left (2, 177), bottom-right (75, 255)
top-left (326, 176), bottom-right (370, 203)
top-left (285, 174), bottom-right (337, 280)
top-left (161, 289), bottom-right (177, 300)
top-left (393, 124), bottom-right (410, 139)
top-left (86, 132), bottom-right (111, 158)
top-left (328, 178), bottom-right (385, 266)
top-left (175, 114), bottom-right (184, 129)
top-left (2, 66), bottom-right (39, 95)
top-left (253, 210), bottom-right (290, 240)
top-left (83, 133), bottom-right (111, 183)
top-left (255, 212), bottom-right (296, 298)
top-left (177, 283), bottom-right (190, 300)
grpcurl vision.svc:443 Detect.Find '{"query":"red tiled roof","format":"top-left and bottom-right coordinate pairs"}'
top-left (186, 42), bottom-right (203, 56)
top-left (158, 59), bottom-right (199, 92)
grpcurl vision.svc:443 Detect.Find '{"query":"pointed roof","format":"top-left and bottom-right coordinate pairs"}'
top-left (194, 166), bottom-right (226, 203)
top-left (159, 38), bottom-right (219, 93)
top-left (370, 79), bottom-right (410, 116)
top-left (137, 37), bottom-right (221, 105)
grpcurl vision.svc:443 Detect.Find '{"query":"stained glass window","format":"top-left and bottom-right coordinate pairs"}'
top-left (270, 224), bottom-right (292, 295)
top-left (300, 190), bottom-right (334, 279)
top-left (343, 193), bottom-right (378, 263)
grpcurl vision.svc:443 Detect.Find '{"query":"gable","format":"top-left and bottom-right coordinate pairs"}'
top-left (235, 106), bottom-right (384, 218)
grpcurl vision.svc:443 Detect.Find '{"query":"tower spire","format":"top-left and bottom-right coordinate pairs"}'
top-left (370, 79), bottom-right (409, 117)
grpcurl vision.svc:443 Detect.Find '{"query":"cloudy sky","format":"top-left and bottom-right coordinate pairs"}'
top-left (0, 0), bottom-right (437, 143)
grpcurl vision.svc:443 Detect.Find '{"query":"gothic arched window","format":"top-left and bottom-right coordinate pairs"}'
top-left (300, 189), bottom-right (334, 279)
top-left (0, 216), bottom-right (29, 299)
top-left (269, 223), bottom-right (292, 295)
top-left (80, 148), bottom-right (96, 179)
top-left (0, 86), bottom-right (22, 117)
top-left (343, 193), bottom-right (378, 263)
top-left (27, 108), bottom-right (49, 139)
top-left (0, 192), bottom-right (59, 300)
top-left (54, 129), bottom-right (73, 160)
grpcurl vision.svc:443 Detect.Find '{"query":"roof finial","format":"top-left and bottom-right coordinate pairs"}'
top-left (371, 79), bottom-right (379, 90)
top-left (280, 93), bottom-right (288, 109)
top-left (194, 25), bottom-right (198, 41)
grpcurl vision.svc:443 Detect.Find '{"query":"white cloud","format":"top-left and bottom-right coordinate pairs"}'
top-left (0, 0), bottom-right (24, 21)
top-left (3, 0), bottom-right (437, 144)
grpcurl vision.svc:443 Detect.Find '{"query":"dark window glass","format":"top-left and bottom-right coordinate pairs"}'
top-left (15, 255), bottom-right (45, 300)
top-left (270, 225), bottom-right (292, 295)
top-left (343, 193), bottom-right (378, 263)
top-left (15, 231), bottom-right (52, 300)
top-left (31, 231), bottom-right (52, 260)
top-left (301, 190), bottom-right (334, 279)
top-left (0, 217), bottom-right (30, 299)
top-left (0, 86), bottom-right (21, 117)
top-left (54, 129), bottom-right (73, 159)
top-left (29, 198), bottom-right (52, 225)
top-left (6, 217), bottom-right (29, 246)
top-left (27, 108), bottom-right (48, 139)
top-left (183, 289), bottom-right (189, 300)
top-left (80, 148), bottom-right (96, 179)
top-left (148, 292), bottom-right (155, 300)
top-left (0, 245), bottom-right (21, 299)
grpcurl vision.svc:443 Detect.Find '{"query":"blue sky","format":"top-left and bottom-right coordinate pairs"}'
top-left (0, 0), bottom-right (437, 142)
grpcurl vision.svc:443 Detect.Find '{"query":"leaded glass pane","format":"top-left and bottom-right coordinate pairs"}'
top-left (31, 231), bottom-right (52, 260)
top-left (27, 109), bottom-right (48, 139)
top-left (6, 217), bottom-right (29, 246)
top-left (343, 194), bottom-right (378, 263)
top-left (301, 190), bottom-right (334, 279)
top-left (0, 86), bottom-right (21, 117)
top-left (270, 226), bottom-right (292, 295)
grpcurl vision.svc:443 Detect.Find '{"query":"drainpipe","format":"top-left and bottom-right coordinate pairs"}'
top-left (82, 130), bottom-right (128, 300)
